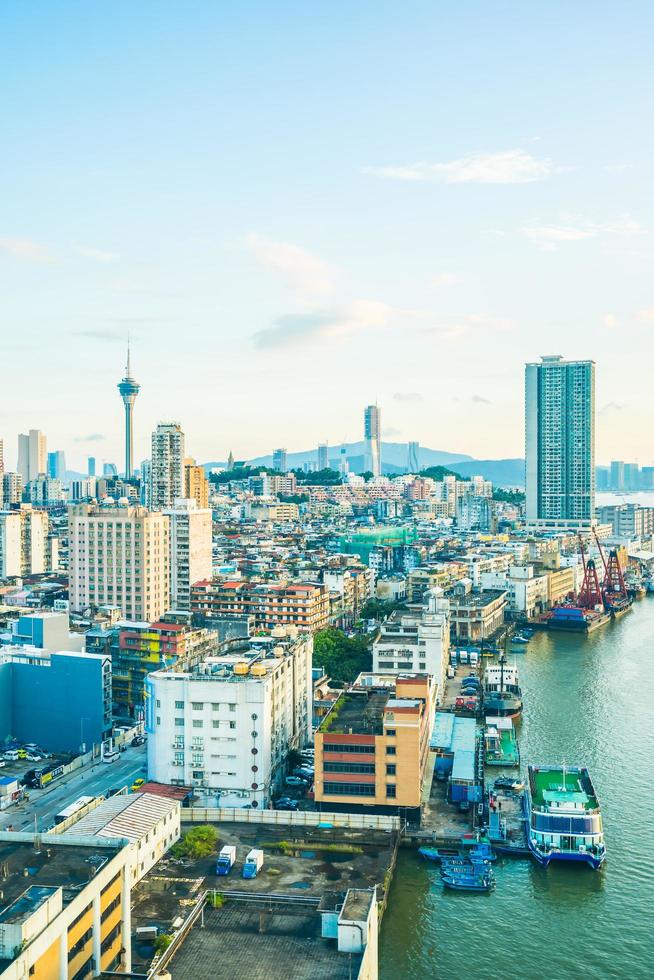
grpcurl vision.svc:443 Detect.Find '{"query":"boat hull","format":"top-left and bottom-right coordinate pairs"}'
top-left (528, 844), bottom-right (605, 871)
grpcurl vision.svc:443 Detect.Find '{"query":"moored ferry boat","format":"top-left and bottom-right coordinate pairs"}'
top-left (526, 765), bottom-right (605, 870)
top-left (483, 656), bottom-right (523, 718)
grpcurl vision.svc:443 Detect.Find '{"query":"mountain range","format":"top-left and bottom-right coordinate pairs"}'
top-left (202, 441), bottom-right (526, 487)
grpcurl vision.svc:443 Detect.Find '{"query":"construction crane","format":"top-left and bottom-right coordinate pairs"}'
top-left (577, 534), bottom-right (603, 610)
top-left (592, 527), bottom-right (631, 616)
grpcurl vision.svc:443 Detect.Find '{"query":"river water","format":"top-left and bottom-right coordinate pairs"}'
top-left (380, 599), bottom-right (654, 980)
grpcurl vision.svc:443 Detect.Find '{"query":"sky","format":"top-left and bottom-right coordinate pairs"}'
top-left (1, 0), bottom-right (653, 471)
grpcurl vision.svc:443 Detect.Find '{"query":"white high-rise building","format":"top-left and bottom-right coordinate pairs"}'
top-left (525, 355), bottom-right (595, 529)
top-left (0, 505), bottom-right (49, 577)
top-left (146, 631), bottom-right (313, 807)
top-left (165, 498), bottom-right (212, 610)
top-left (150, 424), bottom-right (185, 510)
top-left (317, 444), bottom-right (328, 470)
top-left (69, 501), bottom-right (170, 620)
top-left (364, 404), bottom-right (381, 477)
top-left (407, 441), bottom-right (420, 473)
top-left (17, 430), bottom-right (47, 484)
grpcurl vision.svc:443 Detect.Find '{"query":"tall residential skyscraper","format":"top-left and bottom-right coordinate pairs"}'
top-left (88, 456), bottom-right (96, 477)
top-left (364, 404), bottom-right (381, 477)
top-left (17, 430), bottom-right (47, 483)
top-left (407, 441), bottom-right (420, 473)
top-left (151, 423), bottom-right (185, 510)
top-left (525, 355), bottom-right (595, 529)
top-left (339, 445), bottom-right (349, 477)
top-left (117, 343), bottom-right (140, 479)
top-left (317, 443), bottom-right (328, 470)
top-left (273, 448), bottom-right (287, 473)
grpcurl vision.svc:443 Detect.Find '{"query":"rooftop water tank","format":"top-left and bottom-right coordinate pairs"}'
top-left (250, 664), bottom-right (267, 677)
top-left (233, 661), bottom-right (249, 675)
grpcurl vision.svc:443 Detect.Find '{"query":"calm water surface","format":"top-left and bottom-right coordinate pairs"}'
top-left (380, 600), bottom-right (654, 980)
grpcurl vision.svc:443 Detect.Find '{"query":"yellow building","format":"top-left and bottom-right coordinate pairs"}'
top-left (314, 674), bottom-right (434, 819)
top-left (184, 457), bottom-right (210, 509)
top-left (0, 835), bottom-right (131, 979)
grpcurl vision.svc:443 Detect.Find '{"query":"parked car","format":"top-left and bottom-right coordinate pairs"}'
top-left (3, 750), bottom-right (20, 761)
top-left (26, 754), bottom-right (42, 762)
top-left (0, 761), bottom-right (6, 769)
top-left (294, 767), bottom-right (314, 778)
top-left (275, 800), bottom-right (299, 812)
top-left (285, 776), bottom-right (309, 787)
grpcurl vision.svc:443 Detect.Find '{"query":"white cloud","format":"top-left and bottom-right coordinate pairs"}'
top-left (76, 246), bottom-right (119, 263)
top-left (0, 237), bottom-right (53, 263)
top-left (602, 313), bottom-right (618, 329)
top-left (522, 225), bottom-right (596, 250)
top-left (430, 272), bottom-right (461, 288)
top-left (523, 214), bottom-right (641, 250)
top-left (365, 149), bottom-right (556, 184)
top-left (253, 300), bottom-right (392, 349)
top-left (246, 233), bottom-right (336, 295)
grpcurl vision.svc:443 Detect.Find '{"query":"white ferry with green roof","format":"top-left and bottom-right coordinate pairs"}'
top-left (526, 765), bottom-right (606, 870)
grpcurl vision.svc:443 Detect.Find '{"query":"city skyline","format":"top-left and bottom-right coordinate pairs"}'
top-left (2, 3), bottom-right (654, 467)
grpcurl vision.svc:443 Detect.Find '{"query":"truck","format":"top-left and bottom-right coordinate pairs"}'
top-left (242, 848), bottom-right (264, 879)
top-left (216, 845), bottom-right (236, 876)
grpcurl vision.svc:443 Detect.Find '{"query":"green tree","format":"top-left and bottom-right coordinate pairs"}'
top-left (418, 465), bottom-right (467, 481)
top-left (171, 825), bottom-right (219, 860)
top-left (360, 598), bottom-right (406, 621)
top-left (492, 487), bottom-right (525, 504)
top-left (313, 628), bottom-right (372, 683)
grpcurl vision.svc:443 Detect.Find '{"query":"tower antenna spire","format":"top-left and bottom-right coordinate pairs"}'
top-left (126, 332), bottom-right (132, 377)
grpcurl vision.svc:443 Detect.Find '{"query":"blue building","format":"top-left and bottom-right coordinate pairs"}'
top-left (0, 650), bottom-right (112, 753)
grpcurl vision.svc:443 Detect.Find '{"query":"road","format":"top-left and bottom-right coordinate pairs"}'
top-left (0, 744), bottom-right (147, 832)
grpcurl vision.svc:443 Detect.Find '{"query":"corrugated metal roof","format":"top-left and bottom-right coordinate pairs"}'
top-left (65, 792), bottom-right (178, 843)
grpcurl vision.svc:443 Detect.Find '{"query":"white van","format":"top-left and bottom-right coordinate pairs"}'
top-left (102, 752), bottom-right (120, 764)
top-left (3, 750), bottom-right (20, 762)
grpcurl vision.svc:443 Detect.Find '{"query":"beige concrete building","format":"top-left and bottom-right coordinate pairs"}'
top-left (69, 502), bottom-right (170, 620)
top-left (165, 498), bottom-right (213, 610)
top-left (315, 674), bottom-right (434, 819)
top-left (184, 456), bottom-right (210, 508)
top-left (0, 505), bottom-right (49, 577)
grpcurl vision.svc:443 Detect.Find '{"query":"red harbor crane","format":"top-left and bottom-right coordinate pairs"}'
top-left (577, 534), bottom-right (603, 609)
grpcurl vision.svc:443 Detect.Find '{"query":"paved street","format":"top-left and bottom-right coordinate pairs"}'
top-left (0, 744), bottom-right (147, 832)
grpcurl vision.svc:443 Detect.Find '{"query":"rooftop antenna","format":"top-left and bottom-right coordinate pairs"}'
top-left (126, 331), bottom-right (132, 377)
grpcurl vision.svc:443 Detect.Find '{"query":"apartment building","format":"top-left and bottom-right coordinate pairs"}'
top-left (479, 565), bottom-right (549, 619)
top-left (146, 630), bottom-right (313, 806)
top-left (68, 501), bottom-right (170, 621)
top-left (150, 422), bottom-right (185, 509)
top-left (314, 673), bottom-right (434, 820)
top-left (184, 457), bottom-right (210, 508)
top-left (448, 579), bottom-right (507, 641)
top-left (190, 579), bottom-right (330, 633)
top-left (0, 836), bottom-right (132, 979)
top-left (0, 505), bottom-right (50, 578)
top-left (165, 498), bottom-right (213, 610)
top-left (525, 355), bottom-right (595, 529)
top-left (372, 590), bottom-right (450, 696)
top-left (323, 565), bottom-right (372, 624)
top-left (2, 472), bottom-right (22, 506)
top-left (86, 614), bottom-right (217, 718)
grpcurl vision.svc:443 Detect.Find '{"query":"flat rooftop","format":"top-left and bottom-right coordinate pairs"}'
top-left (166, 904), bottom-right (361, 980)
top-left (319, 690), bottom-right (389, 735)
top-left (0, 838), bottom-right (120, 972)
top-left (530, 767), bottom-right (598, 810)
top-left (449, 588), bottom-right (506, 608)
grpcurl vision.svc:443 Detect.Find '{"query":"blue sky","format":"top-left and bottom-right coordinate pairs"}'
top-left (2, 1), bottom-right (653, 470)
